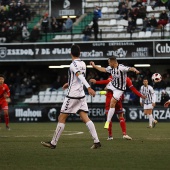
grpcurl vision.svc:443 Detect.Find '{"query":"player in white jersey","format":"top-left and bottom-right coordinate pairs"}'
top-left (41, 45), bottom-right (101, 149)
top-left (90, 57), bottom-right (140, 130)
top-left (140, 78), bottom-right (158, 128)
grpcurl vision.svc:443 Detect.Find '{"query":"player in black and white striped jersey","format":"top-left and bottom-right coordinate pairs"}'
top-left (140, 78), bottom-right (158, 128)
top-left (90, 57), bottom-right (140, 131)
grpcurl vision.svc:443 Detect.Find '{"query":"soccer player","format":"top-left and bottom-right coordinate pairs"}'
top-left (90, 76), bottom-right (146, 140)
top-left (0, 74), bottom-right (10, 130)
top-left (140, 78), bottom-right (158, 128)
top-left (164, 99), bottom-right (170, 107)
top-left (90, 57), bottom-right (140, 130)
top-left (41, 45), bottom-right (101, 149)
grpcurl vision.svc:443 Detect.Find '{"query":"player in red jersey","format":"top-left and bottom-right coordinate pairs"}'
top-left (90, 76), bottom-right (146, 140)
top-left (0, 74), bottom-right (10, 130)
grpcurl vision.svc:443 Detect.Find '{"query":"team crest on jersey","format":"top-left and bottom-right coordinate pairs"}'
top-left (0, 47), bottom-right (7, 58)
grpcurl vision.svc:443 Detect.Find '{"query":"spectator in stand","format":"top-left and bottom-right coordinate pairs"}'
top-left (82, 25), bottom-right (91, 41)
top-left (117, 4), bottom-right (128, 20)
top-left (29, 26), bottom-right (40, 42)
top-left (91, 18), bottom-right (99, 41)
top-left (50, 17), bottom-right (58, 32)
top-left (142, 17), bottom-right (150, 31)
top-left (157, 10), bottom-right (168, 27)
top-left (93, 6), bottom-right (102, 21)
top-left (41, 15), bottom-right (49, 33)
top-left (153, 0), bottom-right (170, 10)
top-left (127, 17), bottom-right (136, 33)
top-left (138, 5), bottom-right (146, 19)
top-left (132, 0), bottom-right (143, 8)
top-left (65, 16), bottom-right (73, 32)
top-left (146, 15), bottom-right (158, 32)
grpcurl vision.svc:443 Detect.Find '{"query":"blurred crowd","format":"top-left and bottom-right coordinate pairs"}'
top-left (0, 0), bottom-right (32, 42)
top-left (1, 65), bottom-right (170, 104)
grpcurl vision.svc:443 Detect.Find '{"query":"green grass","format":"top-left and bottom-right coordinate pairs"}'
top-left (0, 122), bottom-right (170, 170)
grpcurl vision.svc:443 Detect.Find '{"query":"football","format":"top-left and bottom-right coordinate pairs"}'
top-left (151, 73), bottom-right (162, 83)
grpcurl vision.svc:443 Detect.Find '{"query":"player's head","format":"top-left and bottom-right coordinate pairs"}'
top-left (143, 78), bottom-right (148, 86)
top-left (108, 56), bottom-right (118, 67)
top-left (71, 45), bottom-right (80, 58)
top-left (0, 74), bottom-right (5, 84)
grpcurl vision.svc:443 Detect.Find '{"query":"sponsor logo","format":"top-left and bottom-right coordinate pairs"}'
top-left (80, 50), bottom-right (103, 57)
top-left (0, 47), bottom-right (7, 58)
top-left (107, 48), bottom-right (127, 57)
top-left (15, 108), bottom-right (42, 121)
top-left (48, 108), bottom-right (57, 121)
top-left (131, 47), bottom-right (148, 57)
top-left (156, 43), bottom-right (170, 53)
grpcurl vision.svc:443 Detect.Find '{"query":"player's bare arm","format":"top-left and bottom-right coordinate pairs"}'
top-left (87, 87), bottom-right (96, 97)
top-left (90, 61), bottom-right (106, 72)
top-left (89, 79), bottom-right (96, 84)
top-left (62, 83), bottom-right (68, 90)
top-left (164, 100), bottom-right (170, 107)
top-left (152, 103), bottom-right (156, 107)
top-left (129, 67), bottom-right (140, 74)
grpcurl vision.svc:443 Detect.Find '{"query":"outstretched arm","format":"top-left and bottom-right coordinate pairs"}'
top-left (164, 100), bottom-right (170, 107)
top-left (90, 78), bottom-right (110, 85)
top-left (90, 61), bottom-right (106, 72)
top-left (129, 67), bottom-right (140, 74)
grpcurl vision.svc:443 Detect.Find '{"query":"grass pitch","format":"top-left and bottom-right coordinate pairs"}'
top-left (0, 122), bottom-right (170, 170)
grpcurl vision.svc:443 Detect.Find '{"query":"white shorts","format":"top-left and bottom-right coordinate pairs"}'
top-left (60, 96), bottom-right (88, 114)
top-left (144, 104), bottom-right (153, 110)
top-left (108, 84), bottom-right (124, 101)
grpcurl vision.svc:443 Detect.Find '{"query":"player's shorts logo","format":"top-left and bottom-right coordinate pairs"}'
top-left (0, 47), bottom-right (7, 58)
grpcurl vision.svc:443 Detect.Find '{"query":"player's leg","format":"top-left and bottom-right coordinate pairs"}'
top-left (2, 101), bottom-right (10, 129)
top-left (118, 113), bottom-right (132, 140)
top-left (148, 109), bottom-right (158, 128)
top-left (4, 109), bottom-right (10, 129)
top-left (104, 88), bottom-right (123, 129)
top-left (105, 93), bottom-right (113, 140)
top-left (41, 113), bottom-right (68, 149)
top-left (41, 96), bottom-right (72, 149)
top-left (80, 111), bottom-right (101, 149)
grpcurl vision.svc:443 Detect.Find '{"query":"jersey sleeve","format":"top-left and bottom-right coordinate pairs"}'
top-left (96, 79), bottom-right (110, 85)
top-left (70, 63), bottom-right (80, 74)
top-left (105, 66), bottom-right (112, 73)
top-left (119, 64), bottom-right (130, 72)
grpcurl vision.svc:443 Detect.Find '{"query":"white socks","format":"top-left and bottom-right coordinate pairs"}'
top-left (106, 108), bottom-right (115, 122)
top-left (148, 114), bottom-right (154, 126)
top-left (51, 122), bottom-right (65, 146)
top-left (86, 121), bottom-right (99, 143)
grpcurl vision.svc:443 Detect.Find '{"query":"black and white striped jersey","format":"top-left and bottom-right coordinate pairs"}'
top-left (67, 59), bottom-right (86, 98)
top-left (140, 85), bottom-right (156, 104)
top-left (105, 64), bottom-right (130, 91)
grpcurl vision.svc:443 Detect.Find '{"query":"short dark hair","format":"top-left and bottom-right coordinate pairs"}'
top-left (0, 74), bottom-right (5, 79)
top-left (71, 45), bottom-right (80, 57)
top-left (109, 56), bottom-right (117, 61)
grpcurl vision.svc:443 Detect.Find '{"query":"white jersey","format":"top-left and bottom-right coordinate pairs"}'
top-left (140, 85), bottom-right (156, 104)
top-left (105, 64), bottom-right (130, 91)
top-left (67, 59), bottom-right (86, 98)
